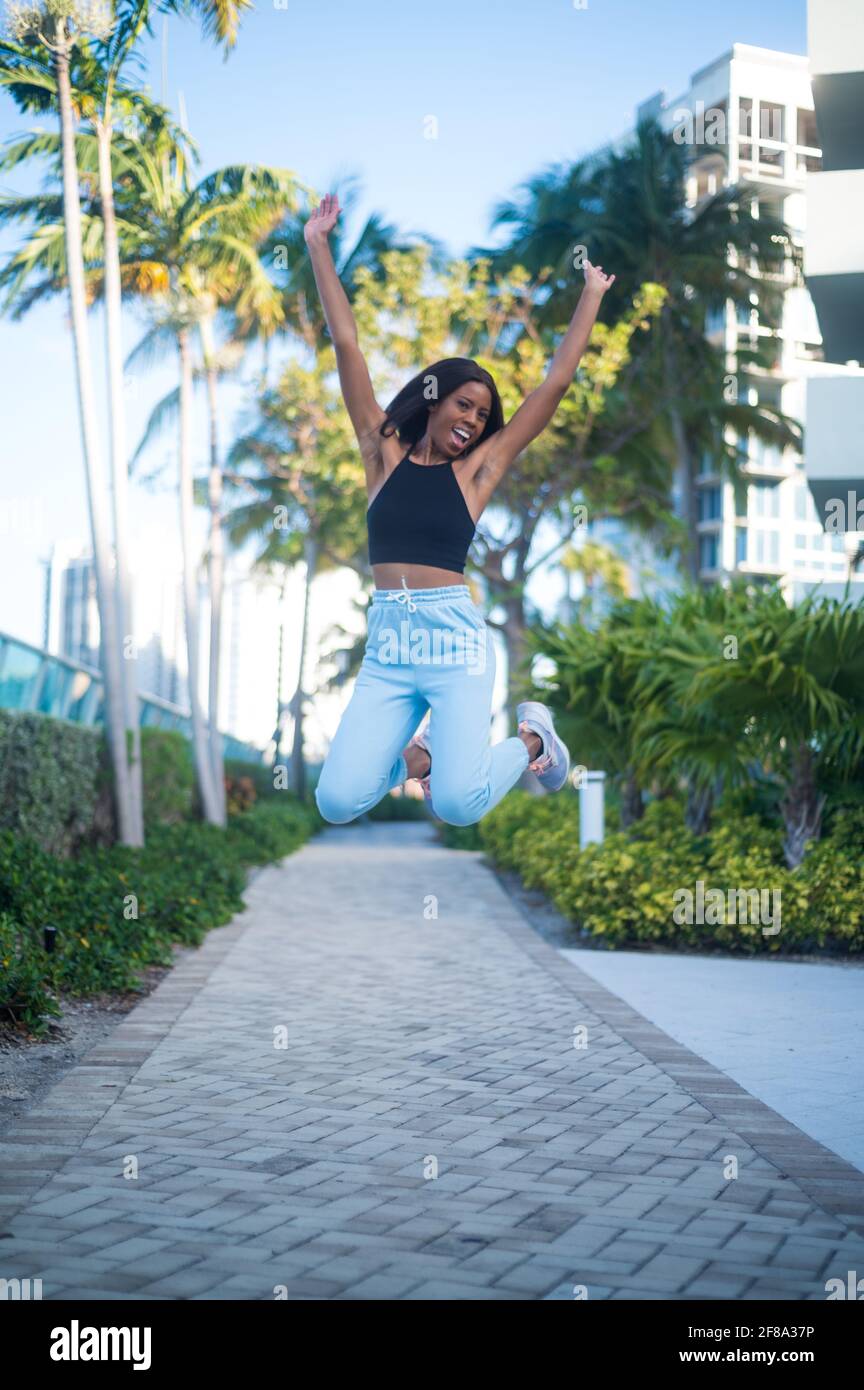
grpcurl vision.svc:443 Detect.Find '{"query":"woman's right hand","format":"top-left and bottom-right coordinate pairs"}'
top-left (304, 193), bottom-right (341, 247)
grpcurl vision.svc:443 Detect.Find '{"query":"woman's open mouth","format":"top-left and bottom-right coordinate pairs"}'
top-left (450, 427), bottom-right (471, 448)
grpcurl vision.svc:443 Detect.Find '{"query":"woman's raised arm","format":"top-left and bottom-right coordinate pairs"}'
top-left (305, 194), bottom-right (385, 444)
top-left (471, 260), bottom-right (616, 495)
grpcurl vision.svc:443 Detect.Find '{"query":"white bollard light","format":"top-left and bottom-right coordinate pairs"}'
top-left (576, 769), bottom-right (606, 848)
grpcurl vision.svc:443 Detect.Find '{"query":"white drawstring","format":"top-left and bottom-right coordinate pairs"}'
top-left (387, 575), bottom-right (417, 612)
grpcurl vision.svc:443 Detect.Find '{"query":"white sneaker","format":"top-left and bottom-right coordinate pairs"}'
top-left (517, 700), bottom-right (571, 792)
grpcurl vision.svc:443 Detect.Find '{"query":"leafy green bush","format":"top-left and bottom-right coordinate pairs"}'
top-left (0, 912), bottom-right (61, 1036)
top-left (141, 728), bottom-right (196, 830)
top-left (366, 790), bottom-right (429, 821)
top-left (0, 797), bottom-right (321, 1037)
top-left (471, 791), bottom-right (864, 955)
top-left (0, 710), bottom-right (108, 857)
top-left (436, 821), bottom-right (483, 850)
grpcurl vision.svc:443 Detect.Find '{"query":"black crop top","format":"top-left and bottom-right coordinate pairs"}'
top-left (367, 449), bottom-right (476, 573)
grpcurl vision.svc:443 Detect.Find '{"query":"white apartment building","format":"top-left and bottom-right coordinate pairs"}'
top-left (803, 0), bottom-right (864, 561)
top-left (587, 41), bottom-right (863, 605)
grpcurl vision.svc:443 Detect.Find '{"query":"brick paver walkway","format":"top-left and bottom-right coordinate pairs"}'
top-left (2, 820), bottom-right (864, 1300)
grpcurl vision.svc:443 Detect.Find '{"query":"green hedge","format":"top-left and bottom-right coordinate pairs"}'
top-left (0, 710), bottom-right (279, 853)
top-left (0, 710), bottom-right (112, 857)
top-left (444, 791), bottom-right (864, 956)
top-left (0, 795), bottom-right (322, 1037)
top-left (141, 727), bottom-right (197, 828)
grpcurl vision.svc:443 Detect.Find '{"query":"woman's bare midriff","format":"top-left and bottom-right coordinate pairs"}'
top-left (372, 562), bottom-right (466, 590)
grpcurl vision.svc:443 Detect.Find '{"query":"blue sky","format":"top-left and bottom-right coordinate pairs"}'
top-left (0, 0), bottom-right (807, 647)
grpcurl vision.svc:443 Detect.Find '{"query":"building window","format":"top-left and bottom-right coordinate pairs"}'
top-left (752, 530), bottom-right (780, 565)
top-left (795, 532), bottom-right (807, 549)
top-left (759, 102), bottom-right (784, 143)
top-left (794, 486), bottom-right (809, 521)
top-left (735, 526), bottom-right (747, 565)
top-left (797, 107), bottom-right (819, 149)
top-left (699, 486), bottom-right (722, 522)
top-left (750, 437), bottom-right (784, 471)
top-left (758, 145), bottom-right (784, 174)
top-left (750, 482), bottom-right (780, 519)
top-left (739, 97), bottom-right (753, 139)
top-left (699, 533), bottom-right (719, 570)
top-left (797, 152), bottom-right (822, 172)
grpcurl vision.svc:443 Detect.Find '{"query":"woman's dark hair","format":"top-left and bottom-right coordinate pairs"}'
top-left (379, 357), bottom-right (504, 453)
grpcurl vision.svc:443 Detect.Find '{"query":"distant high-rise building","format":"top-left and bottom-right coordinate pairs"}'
top-left (41, 537), bottom-right (343, 750)
top-left (42, 542), bottom-right (100, 667)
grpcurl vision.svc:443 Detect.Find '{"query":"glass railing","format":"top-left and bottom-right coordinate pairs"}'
top-left (0, 631), bottom-right (267, 765)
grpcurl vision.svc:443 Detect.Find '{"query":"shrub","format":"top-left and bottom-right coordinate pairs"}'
top-left (0, 911), bottom-right (61, 1036)
top-left (0, 710), bottom-right (106, 857)
top-left (471, 790), bottom-right (864, 955)
top-left (224, 757), bottom-right (279, 802)
top-left (141, 728), bottom-right (196, 830)
top-left (436, 822), bottom-right (483, 850)
top-left (367, 790), bottom-right (429, 821)
top-left (225, 774), bottom-right (257, 815)
top-left (0, 796), bottom-right (322, 1037)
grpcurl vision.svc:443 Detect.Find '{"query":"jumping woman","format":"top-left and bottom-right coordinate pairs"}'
top-left (307, 193), bottom-right (615, 827)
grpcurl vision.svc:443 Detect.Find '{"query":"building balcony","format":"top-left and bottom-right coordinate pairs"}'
top-left (804, 372), bottom-right (864, 529)
top-left (804, 169), bottom-right (864, 362)
top-left (740, 451), bottom-right (792, 480)
top-left (735, 559), bottom-right (786, 577)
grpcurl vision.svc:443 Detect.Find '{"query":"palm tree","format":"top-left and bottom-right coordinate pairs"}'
top-left (475, 116), bottom-right (803, 582)
top-left (676, 584), bottom-right (864, 867)
top-left (621, 581), bottom-right (758, 834)
top-left (219, 185), bottom-right (413, 792)
top-left (525, 596), bottom-right (673, 828)
top-left (82, 0), bottom-right (256, 834)
top-left (1, 0), bottom-right (256, 843)
top-left (1, 0), bottom-right (140, 842)
top-left (118, 145), bottom-right (303, 820)
top-left (223, 371), bottom-right (370, 797)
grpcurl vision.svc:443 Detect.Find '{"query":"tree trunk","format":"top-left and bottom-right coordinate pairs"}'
top-left (502, 599), bottom-right (531, 721)
top-left (620, 769), bottom-right (645, 828)
top-left (199, 312), bottom-right (226, 821)
top-left (273, 568), bottom-right (289, 769)
top-left (178, 327), bottom-right (222, 824)
top-left (779, 740), bottom-right (825, 868)
top-left (498, 589), bottom-right (545, 795)
top-left (56, 36), bottom-right (136, 845)
top-left (685, 776), bottom-right (714, 834)
top-left (96, 119), bottom-right (144, 845)
top-left (289, 537), bottom-right (317, 799)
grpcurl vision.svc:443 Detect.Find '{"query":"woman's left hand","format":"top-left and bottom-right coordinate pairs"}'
top-left (583, 259), bottom-right (616, 295)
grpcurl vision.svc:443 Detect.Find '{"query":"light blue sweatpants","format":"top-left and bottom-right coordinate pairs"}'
top-left (314, 583), bottom-right (530, 826)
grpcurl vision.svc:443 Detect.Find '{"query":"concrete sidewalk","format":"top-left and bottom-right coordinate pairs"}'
top-left (559, 948), bottom-right (864, 1174)
top-left (1, 820), bottom-right (863, 1300)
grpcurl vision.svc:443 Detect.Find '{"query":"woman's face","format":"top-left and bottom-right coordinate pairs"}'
top-left (430, 381), bottom-right (493, 456)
